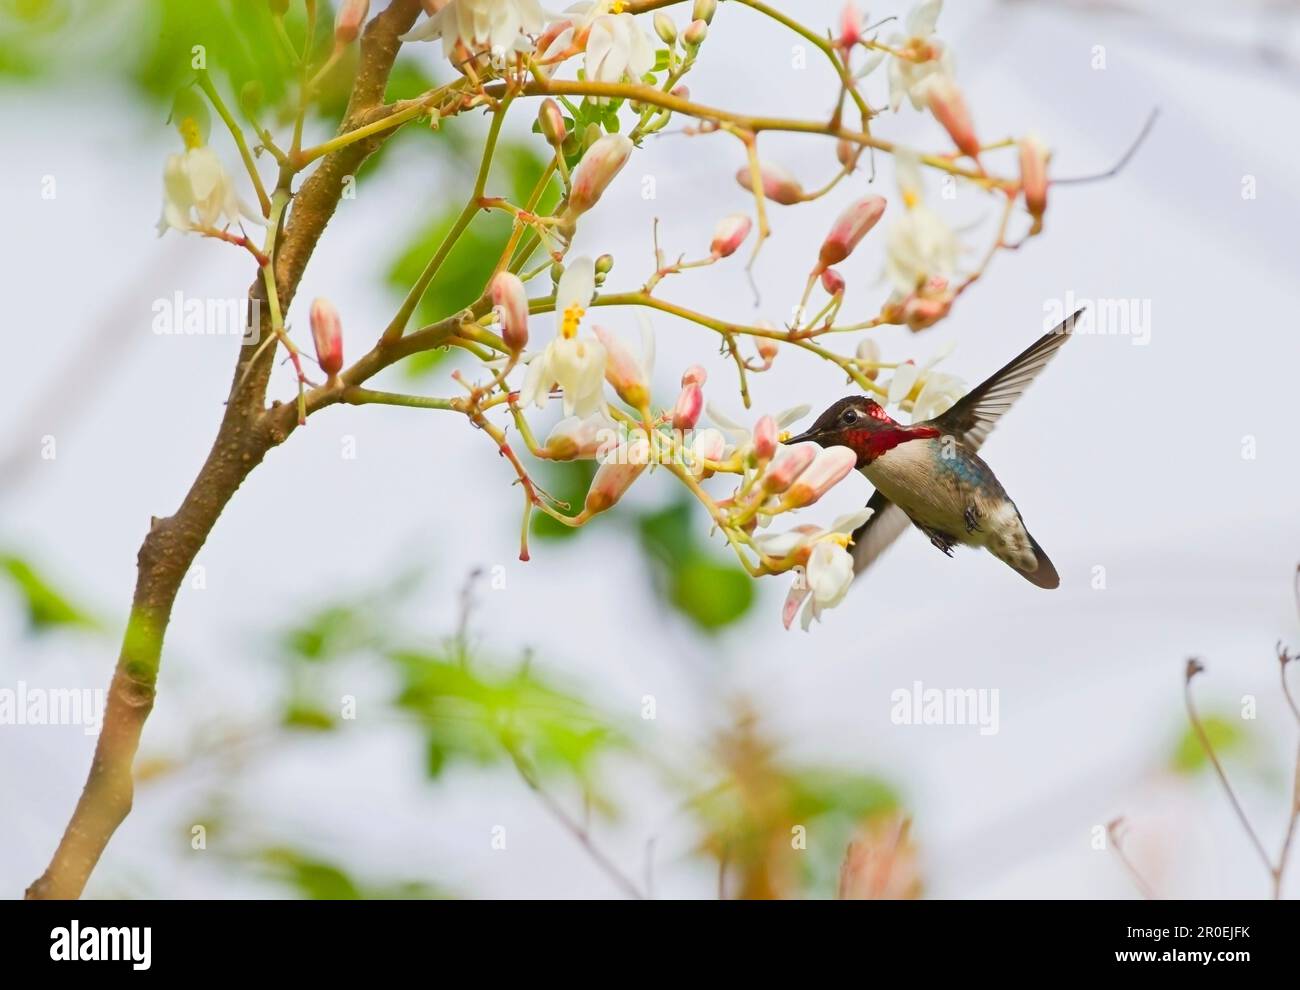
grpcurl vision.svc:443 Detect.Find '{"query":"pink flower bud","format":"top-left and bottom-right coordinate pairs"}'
top-left (568, 134), bottom-right (634, 217)
top-left (585, 439), bottom-right (649, 515)
top-left (490, 271), bottom-right (529, 352)
top-left (538, 99), bottom-right (567, 147)
top-left (784, 446), bottom-right (856, 507)
top-left (925, 76), bottom-right (980, 160)
top-left (594, 325), bottom-right (651, 410)
top-left (710, 213), bottom-right (752, 259)
top-left (334, 0), bottom-right (369, 44)
top-left (902, 294), bottom-right (953, 332)
top-left (753, 415), bottom-right (778, 461)
top-left (836, 138), bottom-right (860, 170)
top-left (670, 84), bottom-right (690, 101)
top-left (692, 427), bottom-right (726, 464)
top-left (309, 297), bottom-right (344, 379)
top-left (839, 3), bottom-right (863, 48)
top-left (683, 19), bottom-right (708, 46)
top-left (819, 195), bottom-right (886, 268)
top-left (681, 365), bottom-right (707, 387)
top-left (763, 442), bottom-right (817, 494)
top-left (672, 383), bottom-right (703, 431)
top-left (820, 267), bottom-right (846, 296)
top-left (1019, 134), bottom-right (1049, 227)
top-left (757, 339), bottom-right (778, 364)
top-left (735, 162), bottom-right (805, 206)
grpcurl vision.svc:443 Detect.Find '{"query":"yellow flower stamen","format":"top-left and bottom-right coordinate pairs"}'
top-left (179, 116), bottom-right (204, 151)
top-left (902, 189), bottom-right (919, 209)
top-left (829, 532), bottom-right (853, 549)
top-left (778, 430), bottom-right (792, 443)
top-left (561, 302), bottom-right (585, 340)
top-left (610, 0), bottom-right (628, 13)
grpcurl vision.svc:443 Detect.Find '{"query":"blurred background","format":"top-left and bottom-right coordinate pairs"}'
top-left (1, 0), bottom-right (1297, 899)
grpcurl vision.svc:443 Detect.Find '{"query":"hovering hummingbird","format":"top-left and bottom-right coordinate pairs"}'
top-left (786, 310), bottom-right (1084, 589)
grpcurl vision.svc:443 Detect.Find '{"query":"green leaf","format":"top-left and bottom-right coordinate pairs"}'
top-left (669, 555), bottom-right (754, 631)
top-left (636, 499), bottom-right (755, 631)
top-left (281, 702), bottom-right (335, 731)
top-left (530, 459), bottom-right (597, 541)
top-left (0, 555), bottom-right (98, 633)
top-left (1171, 714), bottom-right (1249, 774)
top-left (391, 649), bottom-right (623, 787)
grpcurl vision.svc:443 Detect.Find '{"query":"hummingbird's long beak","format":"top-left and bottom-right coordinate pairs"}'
top-left (784, 427), bottom-right (820, 446)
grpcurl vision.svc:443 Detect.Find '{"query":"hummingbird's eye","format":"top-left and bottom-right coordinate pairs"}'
top-left (840, 407), bottom-right (860, 425)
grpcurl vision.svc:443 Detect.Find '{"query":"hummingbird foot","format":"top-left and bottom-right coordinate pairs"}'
top-left (964, 506), bottom-right (982, 534)
top-left (922, 527), bottom-right (957, 557)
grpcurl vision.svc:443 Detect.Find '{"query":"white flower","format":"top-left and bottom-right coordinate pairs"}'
top-left (910, 370), bottom-right (965, 422)
top-left (519, 256), bottom-right (608, 418)
top-left (884, 150), bottom-right (960, 294)
top-left (705, 402), bottom-right (811, 448)
top-left (157, 146), bottom-right (261, 236)
top-left (775, 510), bottom-right (871, 630)
top-left (887, 0), bottom-right (954, 111)
top-left (544, 3), bottom-right (653, 95)
top-left (401, 0), bottom-right (548, 58)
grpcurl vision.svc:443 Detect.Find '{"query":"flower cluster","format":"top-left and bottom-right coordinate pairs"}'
top-left (156, 0), bottom-right (1060, 630)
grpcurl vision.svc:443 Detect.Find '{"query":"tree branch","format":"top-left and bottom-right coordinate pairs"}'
top-left (24, 0), bottom-right (424, 901)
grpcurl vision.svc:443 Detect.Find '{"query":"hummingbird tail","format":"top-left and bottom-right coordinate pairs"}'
top-left (1004, 531), bottom-right (1059, 589)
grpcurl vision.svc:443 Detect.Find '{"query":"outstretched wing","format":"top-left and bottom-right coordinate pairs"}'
top-left (852, 308), bottom-right (1084, 578)
top-left (850, 491), bottom-right (912, 575)
top-left (931, 309), bottom-right (1084, 451)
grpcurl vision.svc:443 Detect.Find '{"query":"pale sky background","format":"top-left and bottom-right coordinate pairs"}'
top-left (2, 0), bottom-right (1298, 898)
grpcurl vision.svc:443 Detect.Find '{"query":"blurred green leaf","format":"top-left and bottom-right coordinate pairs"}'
top-left (1171, 714), bottom-right (1250, 774)
top-left (384, 140), bottom-right (555, 377)
top-left (0, 554), bottom-right (98, 633)
top-left (392, 649), bottom-right (622, 787)
top-left (637, 499), bottom-right (754, 631)
top-left (281, 701), bottom-right (336, 731)
top-left (256, 847), bottom-right (448, 899)
top-left (530, 459), bottom-right (597, 541)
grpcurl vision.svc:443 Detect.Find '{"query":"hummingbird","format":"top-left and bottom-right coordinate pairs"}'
top-left (785, 309), bottom-right (1084, 589)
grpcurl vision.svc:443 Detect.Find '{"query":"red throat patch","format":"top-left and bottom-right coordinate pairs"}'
top-left (844, 424), bottom-right (941, 465)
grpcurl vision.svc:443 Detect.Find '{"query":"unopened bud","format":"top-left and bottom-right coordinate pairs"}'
top-left (753, 415), bottom-right (778, 461)
top-left (757, 339), bottom-right (778, 364)
top-left (784, 446), bottom-right (856, 508)
top-left (820, 267), bottom-right (846, 296)
top-left (763, 442), bottom-right (817, 494)
top-left (1019, 133), bottom-right (1050, 228)
top-left (544, 415), bottom-right (612, 460)
top-left (309, 298), bottom-right (344, 380)
top-left (538, 99), bottom-right (566, 147)
top-left (490, 271), bottom-right (529, 352)
top-left (334, 0), bottom-right (369, 44)
top-left (925, 75), bottom-right (980, 159)
top-left (585, 439), bottom-right (649, 514)
top-left (568, 134), bottom-right (633, 217)
top-left (836, 138), bottom-right (860, 170)
top-left (595, 253), bottom-right (615, 275)
top-left (670, 84), bottom-right (690, 101)
top-left (654, 12), bottom-right (677, 44)
top-left (735, 162), bottom-right (805, 205)
top-left (839, 2), bottom-right (863, 48)
top-left (672, 383), bottom-right (704, 431)
top-left (594, 326), bottom-right (651, 410)
top-left (692, 427), bottom-right (726, 465)
top-left (683, 19), bottom-right (708, 46)
top-left (681, 364), bottom-right (707, 387)
top-left (709, 213), bottom-right (752, 259)
top-left (818, 195), bottom-right (886, 268)
top-left (692, 0), bottom-right (717, 24)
